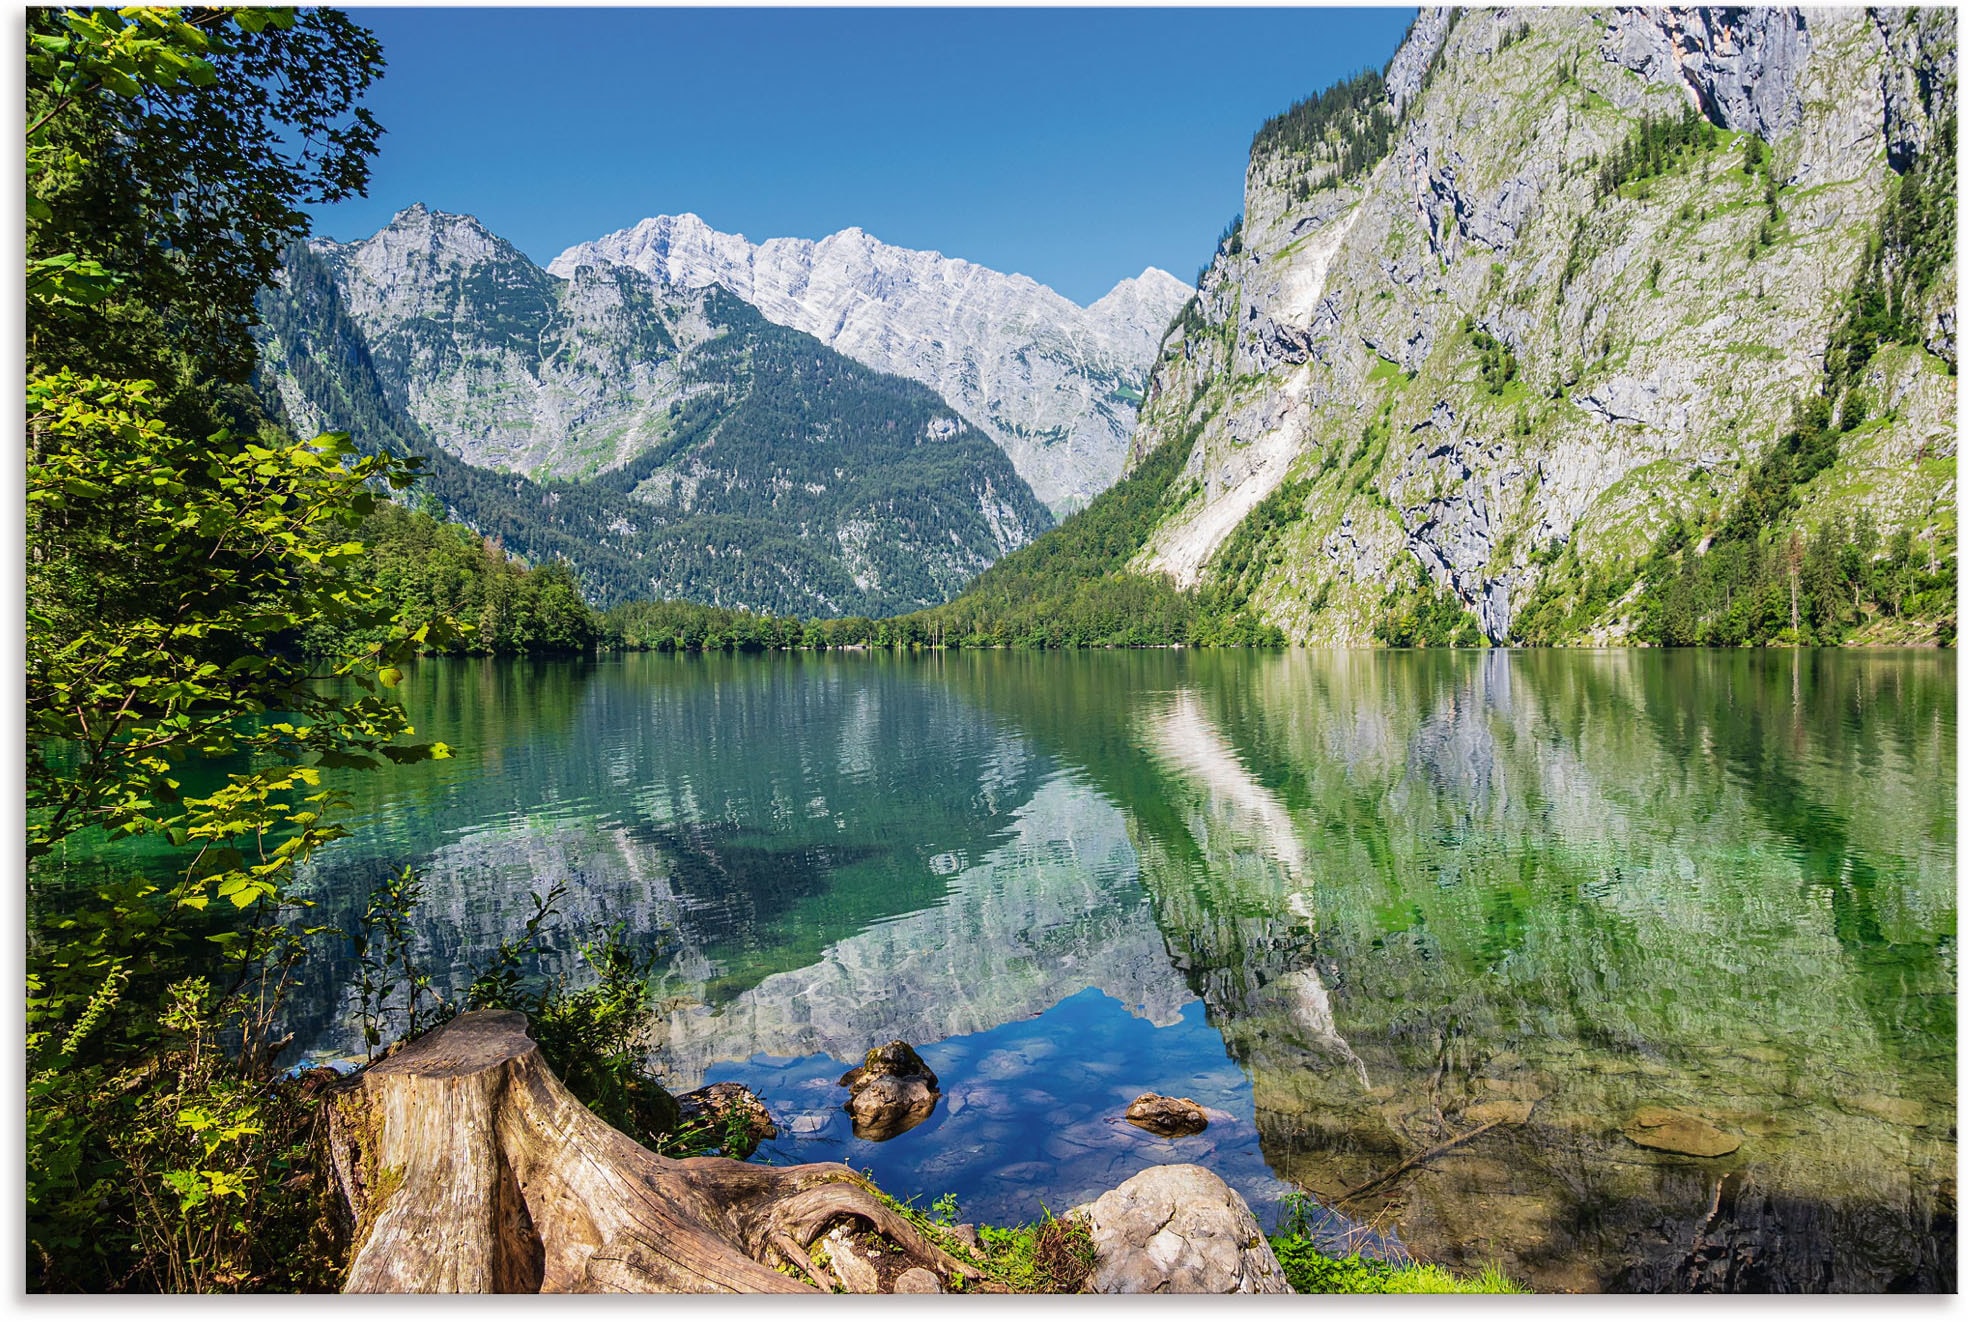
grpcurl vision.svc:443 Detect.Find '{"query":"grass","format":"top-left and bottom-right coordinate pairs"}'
top-left (1270, 1236), bottom-right (1529, 1294)
top-left (871, 1190), bottom-right (1099, 1294)
top-left (977, 1214), bottom-right (1100, 1293)
top-left (873, 1186), bottom-right (1527, 1295)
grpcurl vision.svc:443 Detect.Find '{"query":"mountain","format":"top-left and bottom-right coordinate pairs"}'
top-left (1049, 6), bottom-right (1954, 646)
top-left (256, 207), bottom-right (1053, 616)
top-left (550, 214), bottom-right (1192, 516)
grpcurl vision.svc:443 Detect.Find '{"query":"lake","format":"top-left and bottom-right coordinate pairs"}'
top-left (253, 649), bottom-right (1952, 1290)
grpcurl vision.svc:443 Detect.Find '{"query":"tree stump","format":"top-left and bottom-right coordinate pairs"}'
top-left (325, 1010), bottom-right (971, 1293)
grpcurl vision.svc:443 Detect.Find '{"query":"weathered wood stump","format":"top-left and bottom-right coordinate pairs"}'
top-left (325, 1010), bottom-right (970, 1293)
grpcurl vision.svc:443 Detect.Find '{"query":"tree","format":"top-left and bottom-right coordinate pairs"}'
top-left (1784, 528), bottom-right (1805, 637)
top-left (23, 378), bottom-right (457, 1290)
top-left (28, 6), bottom-right (384, 422)
top-left (24, 6), bottom-right (431, 1290)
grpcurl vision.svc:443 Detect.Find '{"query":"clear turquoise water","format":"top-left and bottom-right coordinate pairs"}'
top-left (56, 648), bottom-right (1955, 1289)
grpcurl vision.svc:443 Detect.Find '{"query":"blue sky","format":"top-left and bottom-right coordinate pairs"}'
top-left (310, 7), bottom-right (1417, 306)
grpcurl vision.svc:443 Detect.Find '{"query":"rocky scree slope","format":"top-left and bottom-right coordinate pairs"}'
top-left (551, 214), bottom-right (1192, 517)
top-left (256, 207), bottom-right (1052, 616)
top-left (1126, 6), bottom-right (1956, 644)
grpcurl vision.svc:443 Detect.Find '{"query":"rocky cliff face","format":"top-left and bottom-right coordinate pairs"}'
top-left (258, 208), bottom-right (1054, 615)
top-left (1127, 6), bottom-right (1956, 644)
top-left (306, 204), bottom-right (735, 480)
top-left (551, 214), bottom-right (1191, 516)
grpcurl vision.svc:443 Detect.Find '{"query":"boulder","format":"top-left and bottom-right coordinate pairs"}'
top-left (839, 1041), bottom-right (940, 1142)
top-left (1124, 1093), bottom-right (1210, 1138)
top-left (1622, 1106), bottom-right (1741, 1158)
top-left (675, 1080), bottom-right (777, 1156)
top-left (891, 1267), bottom-right (943, 1294)
top-left (1071, 1164), bottom-right (1291, 1294)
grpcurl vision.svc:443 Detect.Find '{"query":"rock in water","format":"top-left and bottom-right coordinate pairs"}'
top-left (839, 1041), bottom-right (941, 1142)
top-left (1124, 1093), bottom-right (1211, 1137)
top-left (674, 1081), bottom-right (777, 1157)
top-left (1623, 1106), bottom-right (1742, 1158)
top-left (1072, 1164), bottom-right (1291, 1294)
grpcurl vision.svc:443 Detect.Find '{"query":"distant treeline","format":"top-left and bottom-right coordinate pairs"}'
top-left (303, 502), bottom-right (599, 656)
top-left (331, 415), bottom-right (1290, 655)
top-left (599, 428), bottom-right (1281, 651)
top-left (327, 491), bottom-right (1246, 657)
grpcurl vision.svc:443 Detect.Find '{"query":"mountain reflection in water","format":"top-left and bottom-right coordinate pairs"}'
top-left (262, 649), bottom-right (1953, 1292)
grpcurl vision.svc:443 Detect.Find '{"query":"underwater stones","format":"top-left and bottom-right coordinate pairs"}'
top-left (1841, 1093), bottom-right (1930, 1128)
top-left (1124, 1093), bottom-right (1211, 1138)
top-left (1731, 1045), bottom-right (1789, 1066)
top-left (1622, 1106), bottom-right (1742, 1158)
top-left (1464, 1099), bottom-right (1536, 1127)
top-left (1072, 1164), bottom-right (1291, 1294)
top-left (839, 1041), bottom-right (941, 1142)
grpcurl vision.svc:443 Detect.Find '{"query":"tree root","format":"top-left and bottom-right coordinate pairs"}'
top-left (324, 1010), bottom-right (970, 1293)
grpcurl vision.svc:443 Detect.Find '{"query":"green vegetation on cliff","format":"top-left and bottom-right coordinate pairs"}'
top-left (1618, 136), bottom-right (1959, 649)
top-left (1374, 561), bottom-right (1488, 647)
top-left (1591, 106), bottom-right (1726, 199)
top-left (1254, 68), bottom-right (1397, 197)
top-left (906, 427), bottom-right (1196, 639)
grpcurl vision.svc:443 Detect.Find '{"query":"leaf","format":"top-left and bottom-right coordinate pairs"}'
top-left (99, 66), bottom-right (142, 98)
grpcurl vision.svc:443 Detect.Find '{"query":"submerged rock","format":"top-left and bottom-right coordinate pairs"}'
top-left (1623, 1106), bottom-right (1742, 1158)
top-left (839, 1041), bottom-right (941, 1141)
top-left (1841, 1093), bottom-right (1930, 1128)
top-left (1464, 1098), bottom-right (1536, 1127)
top-left (1071, 1164), bottom-right (1291, 1294)
top-left (1123, 1093), bottom-right (1211, 1138)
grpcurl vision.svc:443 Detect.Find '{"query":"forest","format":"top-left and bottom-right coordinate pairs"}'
top-left (1251, 67), bottom-right (1397, 199)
